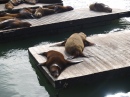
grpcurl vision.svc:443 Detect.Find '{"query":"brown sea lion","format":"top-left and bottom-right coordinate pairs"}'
top-left (5, 0), bottom-right (23, 10)
top-left (34, 7), bottom-right (55, 18)
top-left (44, 5), bottom-right (73, 13)
top-left (38, 50), bottom-right (83, 78)
top-left (89, 3), bottom-right (112, 13)
top-left (0, 19), bottom-right (31, 30)
top-left (0, 16), bottom-right (15, 22)
top-left (5, 1), bottom-right (14, 10)
top-left (5, 0), bottom-right (37, 10)
top-left (19, 8), bottom-right (36, 18)
top-left (0, 8), bottom-right (35, 20)
top-left (53, 32), bottom-right (95, 59)
top-left (0, 12), bottom-right (20, 18)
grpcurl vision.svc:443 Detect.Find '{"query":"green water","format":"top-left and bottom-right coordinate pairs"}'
top-left (1, 0), bottom-right (130, 97)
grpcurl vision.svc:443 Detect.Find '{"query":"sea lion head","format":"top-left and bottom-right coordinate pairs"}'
top-left (19, 8), bottom-right (35, 18)
top-left (79, 32), bottom-right (87, 40)
top-left (5, 2), bottom-right (14, 10)
top-left (50, 64), bottom-right (61, 78)
top-left (66, 6), bottom-right (74, 11)
top-left (34, 7), bottom-right (43, 18)
top-left (104, 6), bottom-right (112, 12)
top-left (21, 22), bottom-right (32, 27)
top-left (95, 3), bottom-right (112, 13)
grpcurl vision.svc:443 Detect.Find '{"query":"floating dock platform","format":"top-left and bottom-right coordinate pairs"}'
top-left (28, 30), bottom-right (130, 88)
top-left (0, 3), bottom-right (130, 42)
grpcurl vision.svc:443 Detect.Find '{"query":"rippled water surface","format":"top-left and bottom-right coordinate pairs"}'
top-left (1, 0), bottom-right (130, 97)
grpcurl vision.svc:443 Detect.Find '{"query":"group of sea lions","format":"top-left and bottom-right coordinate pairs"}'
top-left (5, 0), bottom-right (63, 10)
top-left (0, 1), bottom-right (112, 30)
top-left (0, 4), bottom-right (73, 30)
top-left (38, 32), bottom-right (95, 78)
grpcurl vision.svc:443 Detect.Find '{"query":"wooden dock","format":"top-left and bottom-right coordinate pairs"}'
top-left (28, 30), bottom-right (130, 88)
top-left (0, 4), bottom-right (130, 42)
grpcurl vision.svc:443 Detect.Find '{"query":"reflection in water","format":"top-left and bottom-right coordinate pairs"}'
top-left (106, 92), bottom-right (130, 97)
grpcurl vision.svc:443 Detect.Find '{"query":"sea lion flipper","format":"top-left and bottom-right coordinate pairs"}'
top-left (84, 40), bottom-right (95, 46)
top-left (39, 52), bottom-right (47, 56)
top-left (50, 40), bottom-right (66, 47)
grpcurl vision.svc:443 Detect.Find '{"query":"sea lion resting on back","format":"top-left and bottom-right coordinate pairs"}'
top-left (89, 3), bottom-right (112, 13)
top-left (38, 50), bottom-right (83, 78)
top-left (54, 32), bottom-right (95, 59)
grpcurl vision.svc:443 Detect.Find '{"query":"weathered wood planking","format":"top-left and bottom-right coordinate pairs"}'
top-left (28, 30), bottom-right (130, 88)
top-left (0, 7), bottom-right (130, 42)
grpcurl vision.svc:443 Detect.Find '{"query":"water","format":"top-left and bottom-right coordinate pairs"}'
top-left (1, 0), bottom-right (130, 97)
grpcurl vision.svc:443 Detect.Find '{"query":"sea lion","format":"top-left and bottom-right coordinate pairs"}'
top-left (89, 3), bottom-right (112, 13)
top-left (19, 8), bottom-right (36, 18)
top-left (5, 1), bottom-right (14, 10)
top-left (0, 16), bottom-right (15, 22)
top-left (44, 5), bottom-right (74, 13)
top-left (5, 0), bottom-right (36, 10)
top-left (5, 0), bottom-right (23, 10)
top-left (34, 7), bottom-right (55, 18)
top-left (0, 8), bottom-right (35, 20)
top-left (53, 32), bottom-right (95, 59)
top-left (38, 50), bottom-right (83, 78)
top-left (0, 19), bottom-right (31, 30)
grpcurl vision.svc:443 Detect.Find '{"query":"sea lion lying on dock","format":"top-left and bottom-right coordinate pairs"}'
top-left (34, 7), bottom-right (55, 18)
top-left (5, 1), bottom-right (14, 10)
top-left (89, 3), bottom-right (112, 13)
top-left (44, 5), bottom-right (74, 13)
top-left (53, 32), bottom-right (95, 59)
top-left (0, 8), bottom-right (35, 21)
top-left (0, 19), bottom-right (31, 30)
top-left (19, 8), bottom-right (36, 18)
top-left (38, 50), bottom-right (83, 78)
